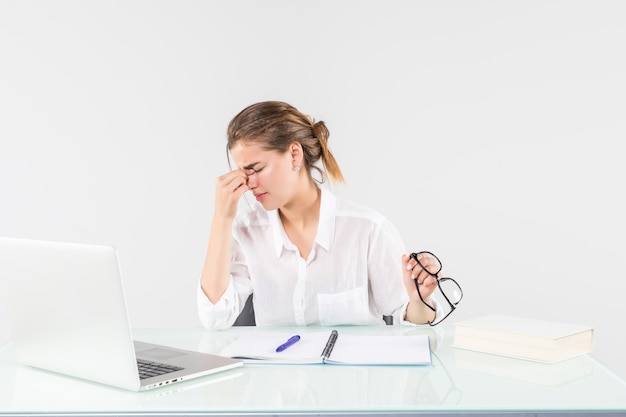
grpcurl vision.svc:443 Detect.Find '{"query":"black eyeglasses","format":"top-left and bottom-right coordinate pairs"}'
top-left (410, 251), bottom-right (463, 326)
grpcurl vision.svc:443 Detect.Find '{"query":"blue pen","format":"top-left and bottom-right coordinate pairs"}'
top-left (276, 335), bottom-right (301, 352)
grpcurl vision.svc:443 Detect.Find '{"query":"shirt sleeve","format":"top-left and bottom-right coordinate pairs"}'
top-left (197, 237), bottom-right (253, 330)
top-left (367, 217), bottom-right (412, 325)
top-left (367, 217), bottom-right (444, 326)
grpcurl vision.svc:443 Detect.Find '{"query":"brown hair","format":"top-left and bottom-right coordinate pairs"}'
top-left (227, 101), bottom-right (345, 183)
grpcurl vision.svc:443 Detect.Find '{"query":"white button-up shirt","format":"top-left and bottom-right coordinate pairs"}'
top-left (197, 187), bottom-right (417, 329)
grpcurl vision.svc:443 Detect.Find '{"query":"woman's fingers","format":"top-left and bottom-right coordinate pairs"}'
top-left (214, 170), bottom-right (249, 219)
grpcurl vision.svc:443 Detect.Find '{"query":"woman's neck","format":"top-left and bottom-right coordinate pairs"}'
top-left (279, 179), bottom-right (321, 231)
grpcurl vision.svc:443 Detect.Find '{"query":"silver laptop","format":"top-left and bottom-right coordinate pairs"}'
top-left (0, 237), bottom-right (242, 391)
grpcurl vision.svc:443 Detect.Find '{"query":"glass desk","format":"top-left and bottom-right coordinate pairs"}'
top-left (1, 325), bottom-right (625, 416)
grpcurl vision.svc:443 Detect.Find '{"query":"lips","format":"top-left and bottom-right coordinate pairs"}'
top-left (254, 192), bottom-right (267, 202)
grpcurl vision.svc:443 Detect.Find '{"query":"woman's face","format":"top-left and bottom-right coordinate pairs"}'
top-left (230, 141), bottom-right (299, 211)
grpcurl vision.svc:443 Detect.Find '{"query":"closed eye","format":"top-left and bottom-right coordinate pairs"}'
top-left (245, 166), bottom-right (263, 175)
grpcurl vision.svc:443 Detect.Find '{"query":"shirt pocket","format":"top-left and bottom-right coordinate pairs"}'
top-left (317, 286), bottom-right (371, 326)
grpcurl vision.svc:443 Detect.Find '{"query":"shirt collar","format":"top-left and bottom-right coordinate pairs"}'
top-left (316, 187), bottom-right (335, 252)
top-left (270, 186), bottom-right (336, 257)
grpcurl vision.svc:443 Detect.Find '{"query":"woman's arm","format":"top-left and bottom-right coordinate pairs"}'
top-left (200, 170), bottom-right (248, 303)
top-left (200, 217), bottom-right (235, 303)
top-left (404, 297), bottom-right (437, 324)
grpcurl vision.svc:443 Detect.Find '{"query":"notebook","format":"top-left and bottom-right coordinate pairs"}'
top-left (0, 237), bottom-right (242, 391)
top-left (220, 330), bottom-right (432, 365)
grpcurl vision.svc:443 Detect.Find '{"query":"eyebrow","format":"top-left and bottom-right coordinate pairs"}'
top-left (243, 162), bottom-right (261, 170)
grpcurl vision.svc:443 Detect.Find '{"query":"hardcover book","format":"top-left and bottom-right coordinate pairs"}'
top-left (451, 315), bottom-right (593, 363)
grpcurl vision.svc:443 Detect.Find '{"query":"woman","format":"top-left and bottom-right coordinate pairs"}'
top-left (198, 101), bottom-right (441, 329)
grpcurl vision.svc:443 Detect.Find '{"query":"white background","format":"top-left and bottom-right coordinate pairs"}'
top-left (1, 1), bottom-right (625, 379)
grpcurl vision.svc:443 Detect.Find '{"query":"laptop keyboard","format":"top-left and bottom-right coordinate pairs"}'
top-left (137, 358), bottom-right (184, 380)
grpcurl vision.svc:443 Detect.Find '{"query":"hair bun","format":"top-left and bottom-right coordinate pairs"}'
top-left (312, 120), bottom-right (329, 145)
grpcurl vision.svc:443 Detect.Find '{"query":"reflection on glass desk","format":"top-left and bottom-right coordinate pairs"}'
top-left (1, 325), bottom-right (626, 416)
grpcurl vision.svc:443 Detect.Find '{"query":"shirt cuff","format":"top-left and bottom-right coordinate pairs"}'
top-left (197, 280), bottom-right (237, 330)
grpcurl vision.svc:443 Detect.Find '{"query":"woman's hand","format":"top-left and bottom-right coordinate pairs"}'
top-left (214, 170), bottom-right (249, 220)
top-left (401, 253), bottom-right (438, 304)
top-left (401, 253), bottom-right (439, 324)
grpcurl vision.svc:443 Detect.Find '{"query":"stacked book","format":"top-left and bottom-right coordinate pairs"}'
top-left (451, 315), bottom-right (594, 363)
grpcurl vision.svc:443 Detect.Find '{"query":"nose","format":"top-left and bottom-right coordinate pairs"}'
top-left (246, 172), bottom-right (258, 189)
